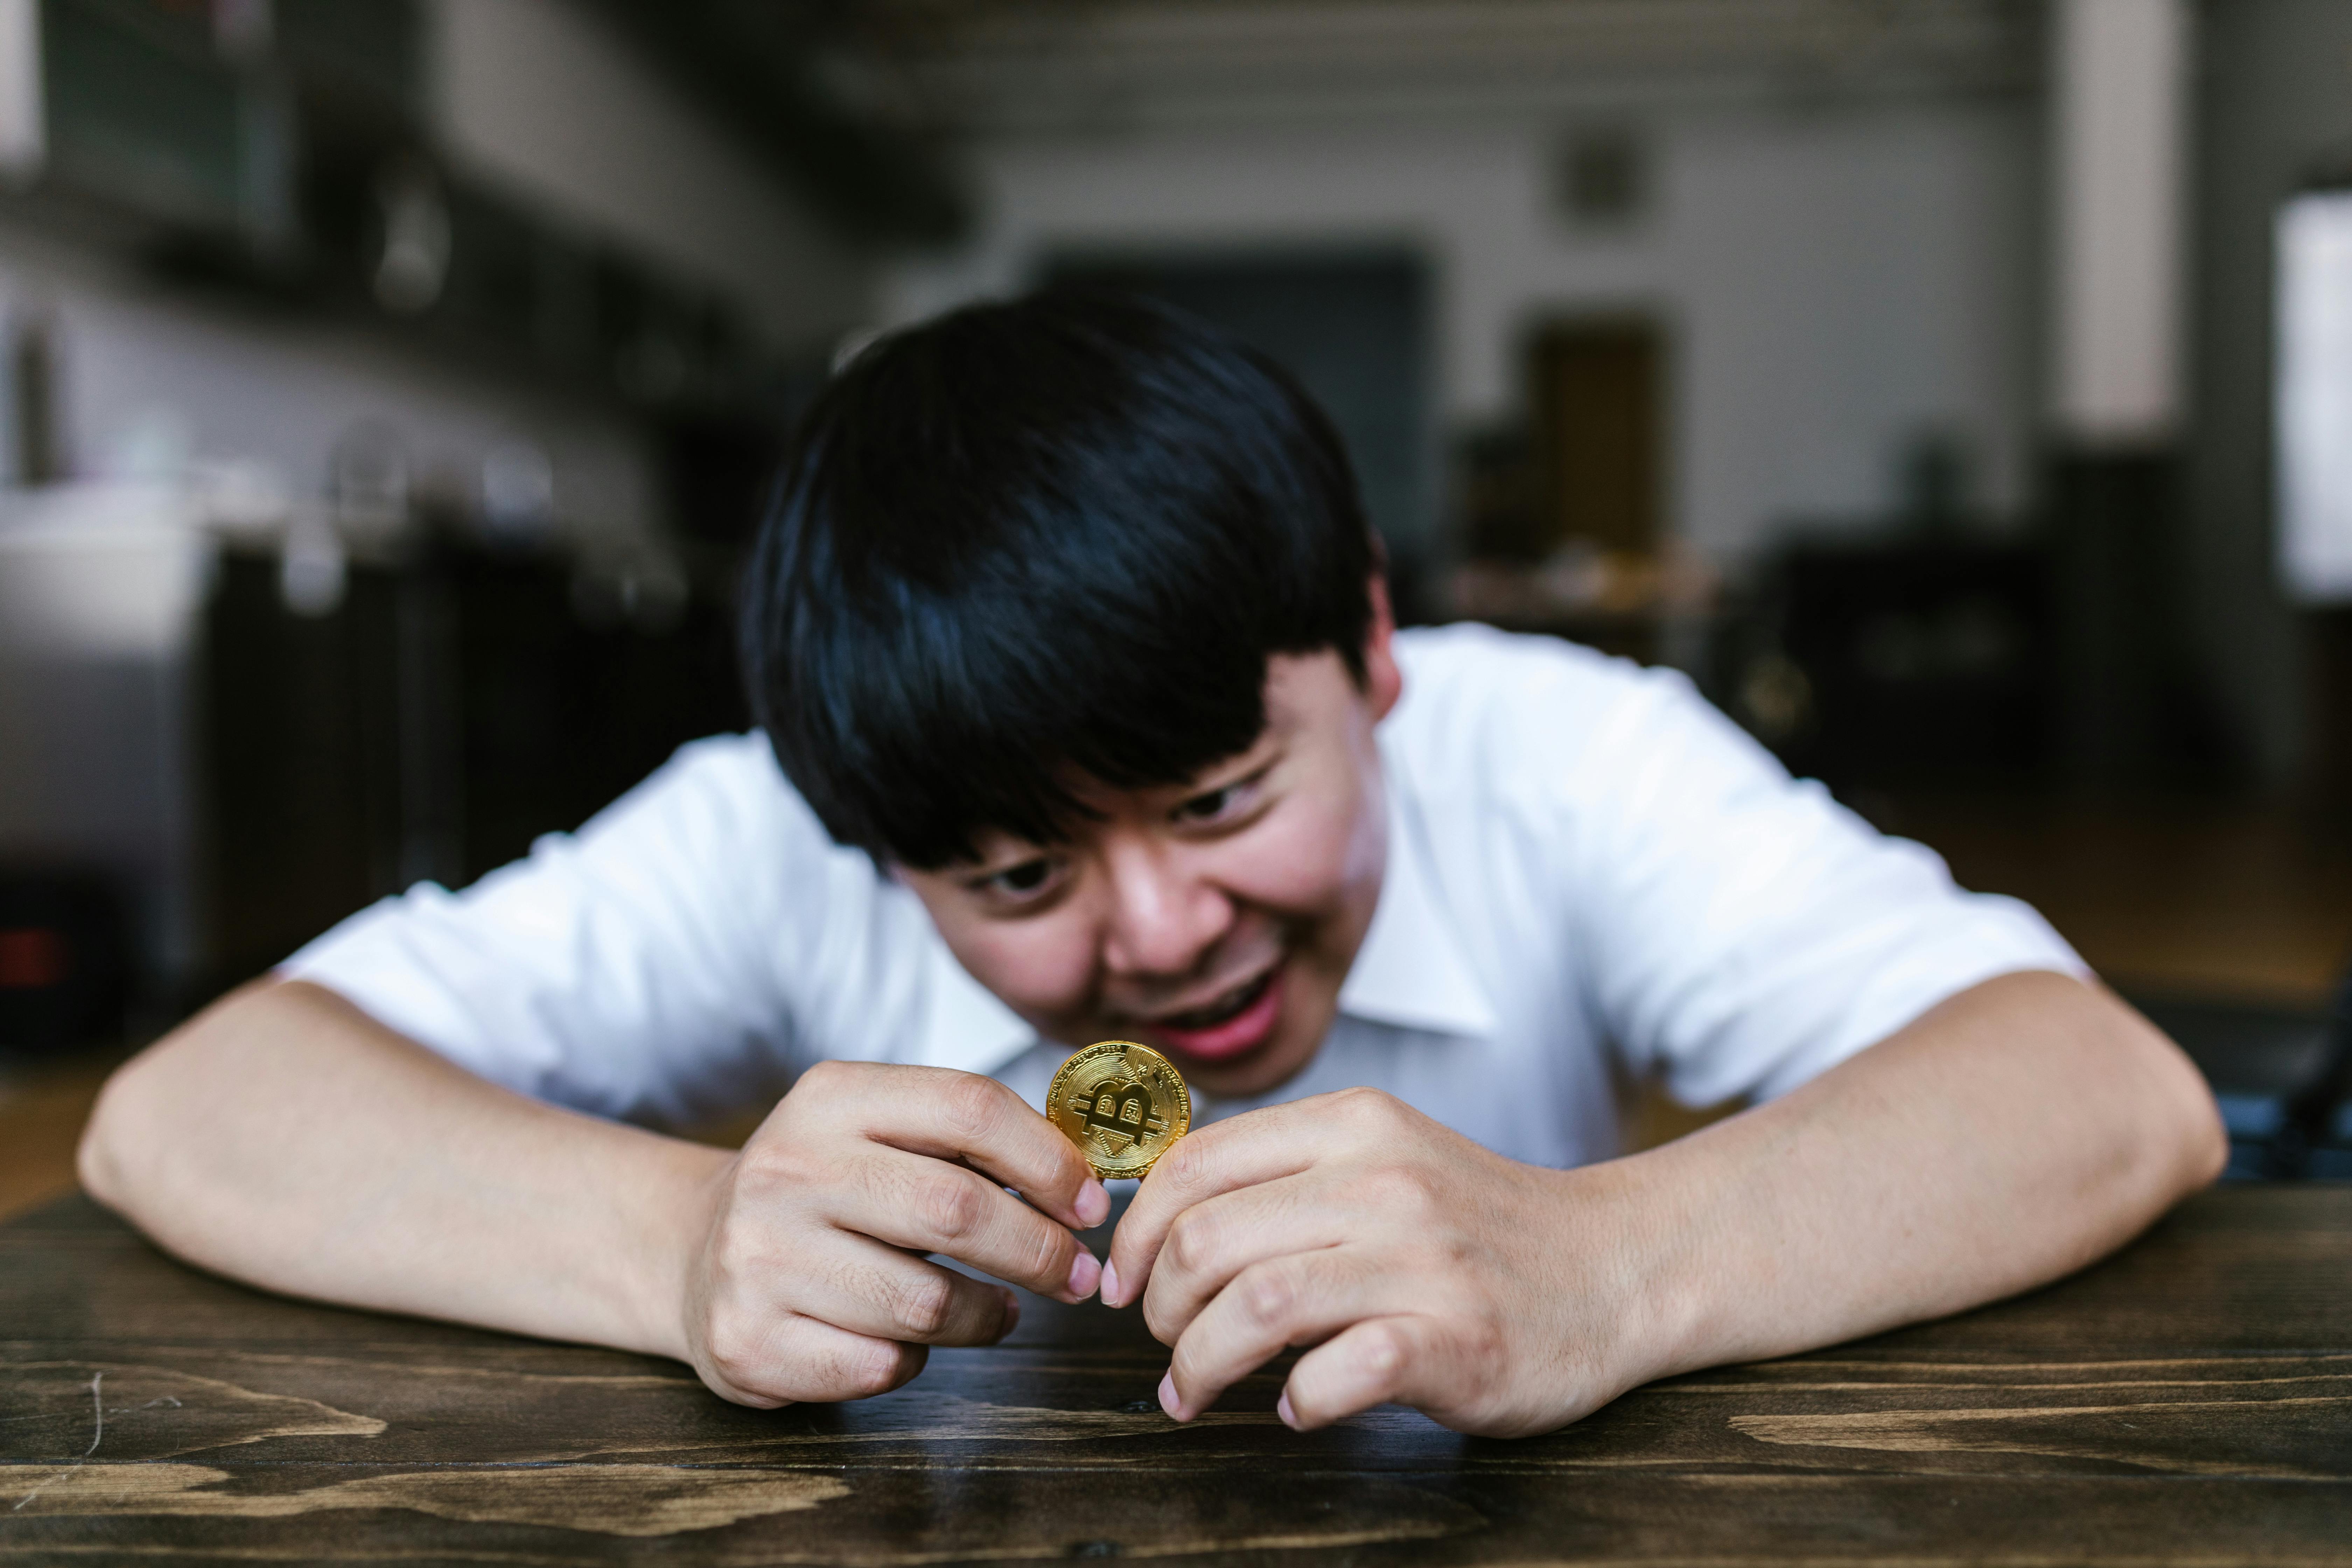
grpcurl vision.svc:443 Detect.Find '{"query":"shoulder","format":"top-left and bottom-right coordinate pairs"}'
top-left (596, 730), bottom-right (797, 816)
top-left (1391, 622), bottom-right (1651, 711)
top-left (575, 732), bottom-right (836, 860)
top-left (505, 730), bottom-right (886, 946)
top-left (1386, 624), bottom-right (1735, 807)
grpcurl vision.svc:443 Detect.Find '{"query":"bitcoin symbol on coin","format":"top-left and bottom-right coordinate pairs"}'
top-left (1046, 1040), bottom-right (1192, 1180)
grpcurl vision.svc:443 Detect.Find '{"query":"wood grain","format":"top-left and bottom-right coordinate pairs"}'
top-left (1, 1186), bottom-right (2346, 1563)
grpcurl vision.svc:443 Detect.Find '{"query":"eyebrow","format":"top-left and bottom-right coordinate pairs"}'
top-left (1184, 730), bottom-right (1289, 789)
top-left (959, 843), bottom-right (1053, 879)
top-left (1184, 756), bottom-right (1278, 798)
top-left (950, 731), bottom-right (1293, 876)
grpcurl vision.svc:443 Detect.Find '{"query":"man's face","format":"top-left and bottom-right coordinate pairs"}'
top-left (897, 602), bottom-right (1402, 1099)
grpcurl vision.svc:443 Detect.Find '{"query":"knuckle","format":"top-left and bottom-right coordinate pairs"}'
top-left (742, 1142), bottom-right (818, 1195)
top-left (1012, 1220), bottom-right (1067, 1287)
top-left (939, 1073), bottom-right (1005, 1143)
top-left (1141, 1288), bottom-right (1182, 1346)
top-left (840, 1339), bottom-right (910, 1399)
top-left (1164, 1210), bottom-right (1219, 1277)
top-left (889, 1270), bottom-right (959, 1338)
top-left (794, 1058), bottom-right (852, 1098)
top-left (1355, 1319), bottom-right (1408, 1378)
top-left (702, 1320), bottom-right (765, 1389)
top-left (1155, 1132), bottom-right (1212, 1192)
top-left (1337, 1086), bottom-right (1405, 1131)
top-left (1239, 1264), bottom-right (1300, 1329)
top-left (703, 1210), bottom-right (753, 1268)
top-left (1363, 1163), bottom-right (1438, 1217)
top-left (915, 1171), bottom-right (988, 1242)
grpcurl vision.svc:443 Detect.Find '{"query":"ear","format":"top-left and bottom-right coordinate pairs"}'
top-left (1362, 570), bottom-right (1404, 722)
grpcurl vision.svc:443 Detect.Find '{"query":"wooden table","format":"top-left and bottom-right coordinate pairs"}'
top-left (3, 1185), bottom-right (2348, 1564)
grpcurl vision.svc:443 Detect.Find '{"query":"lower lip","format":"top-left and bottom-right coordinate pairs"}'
top-left (1146, 965), bottom-right (1287, 1065)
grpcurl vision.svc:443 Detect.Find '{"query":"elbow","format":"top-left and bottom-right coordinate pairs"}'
top-left (2094, 984), bottom-right (2230, 1205)
top-left (2177, 1078), bottom-right (2231, 1192)
top-left (75, 983), bottom-right (258, 1218)
top-left (2131, 1015), bottom-right (2229, 1199)
top-left (77, 1048), bottom-right (157, 1216)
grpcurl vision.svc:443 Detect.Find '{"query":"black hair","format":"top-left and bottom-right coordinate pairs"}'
top-left (739, 289), bottom-right (1376, 869)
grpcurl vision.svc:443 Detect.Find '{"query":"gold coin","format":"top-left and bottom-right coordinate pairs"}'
top-left (1046, 1040), bottom-right (1192, 1180)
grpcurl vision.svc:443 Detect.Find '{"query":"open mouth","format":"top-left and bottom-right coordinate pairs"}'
top-left (1140, 964), bottom-right (1286, 1064)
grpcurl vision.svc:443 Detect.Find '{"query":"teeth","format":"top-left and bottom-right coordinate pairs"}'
top-left (1161, 973), bottom-right (1265, 1031)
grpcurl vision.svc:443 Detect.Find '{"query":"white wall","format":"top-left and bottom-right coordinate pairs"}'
top-left (0, 0), bottom-right (875, 535)
top-left (0, 223), bottom-right (655, 533)
top-left (884, 95), bottom-right (2041, 566)
top-left (429, 0), bottom-right (872, 351)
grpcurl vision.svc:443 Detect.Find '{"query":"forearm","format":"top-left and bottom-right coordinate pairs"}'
top-left (1601, 970), bottom-right (2227, 1381)
top-left (78, 979), bottom-right (726, 1358)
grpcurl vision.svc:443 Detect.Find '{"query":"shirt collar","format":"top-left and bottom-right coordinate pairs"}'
top-left (904, 769), bottom-right (1500, 1079)
top-left (1335, 779), bottom-right (1500, 1039)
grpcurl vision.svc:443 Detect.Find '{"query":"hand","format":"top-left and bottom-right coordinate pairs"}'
top-left (681, 1060), bottom-right (1110, 1407)
top-left (1103, 1087), bottom-right (1654, 1437)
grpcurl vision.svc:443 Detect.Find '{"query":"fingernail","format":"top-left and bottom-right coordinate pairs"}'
top-left (1277, 1391), bottom-right (1298, 1429)
top-left (1158, 1370), bottom-right (1182, 1421)
top-left (997, 1290), bottom-right (1022, 1340)
top-left (1099, 1259), bottom-right (1122, 1308)
top-left (1076, 1178), bottom-right (1110, 1228)
top-left (1067, 1250), bottom-right (1101, 1301)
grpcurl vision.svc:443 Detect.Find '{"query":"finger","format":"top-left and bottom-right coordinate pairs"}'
top-left (1280, 1316), bottom-right (1454, 1432)
top-left (1161, 1248), bottom-right (1380, 1421)
top-left (797, 1236), bottom-right (1028, 1348)
top-left (699, 1310), bottom-right (930, 1407)
top-left (1108, 1092), bottom-right (1392, 1307)
top-left (839, 1065), bottom-right (1108, 1231)
top-left (1137, 1173), bottom-right (1354, 1344)
top-left (838, 1147), bottom-right (1100, 1302)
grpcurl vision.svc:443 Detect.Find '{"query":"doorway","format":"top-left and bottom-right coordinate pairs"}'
top-left (1530, 317), bottom-right (1666, 555)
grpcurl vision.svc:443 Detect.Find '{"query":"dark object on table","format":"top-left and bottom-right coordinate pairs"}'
top-left (2131, 989), bottom-right (2348, 1180)
top-left (2, 1186), bottom-right (2345, 1561)
top-left (2262, 965), bottom-right (2352, 1179)
top-left (0, 870), bottom-right (127, 1054)
top-left (1732, 534), bottom-right (2056, 791)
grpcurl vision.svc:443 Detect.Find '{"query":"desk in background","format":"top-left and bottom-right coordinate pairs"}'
top-left (2, 1187), bottom-right (2347, 1563)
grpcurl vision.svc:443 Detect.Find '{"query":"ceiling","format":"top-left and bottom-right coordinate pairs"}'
top-left (603, 0), bottom-right (2041, 240)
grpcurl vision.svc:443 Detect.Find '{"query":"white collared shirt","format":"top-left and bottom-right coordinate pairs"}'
top-left (282, 625), bottom-right (2084, 1168)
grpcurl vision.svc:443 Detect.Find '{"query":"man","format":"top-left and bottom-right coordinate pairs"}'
top-left (80, 293), bottom-right (2224, 1439)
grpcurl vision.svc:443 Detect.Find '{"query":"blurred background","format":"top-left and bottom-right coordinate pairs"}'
top-left (2, 0), bottom-right (2350, 1210)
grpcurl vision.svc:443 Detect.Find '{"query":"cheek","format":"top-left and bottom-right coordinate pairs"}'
top-left (1227, 783), bottom-right (1379, 916)
top-left (936, 909), bottom-right (1101, 1021)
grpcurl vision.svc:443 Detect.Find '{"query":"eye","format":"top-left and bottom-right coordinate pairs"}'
top-left (974, 857), bottom-right (1063, 902)
top-left (1175, 769), bottom-right (1267, 825)
top-left (1175, 785), bottom-right (1239, 822)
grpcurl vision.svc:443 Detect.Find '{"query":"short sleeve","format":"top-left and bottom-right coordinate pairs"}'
top-left (279, 733), bottom-right (863, 1128)
top-left (1556, 664), bottom-right (2088, 1107)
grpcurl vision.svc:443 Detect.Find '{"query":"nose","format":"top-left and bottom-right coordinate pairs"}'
top-left (1097, 837), bottom-right (1234, 982)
